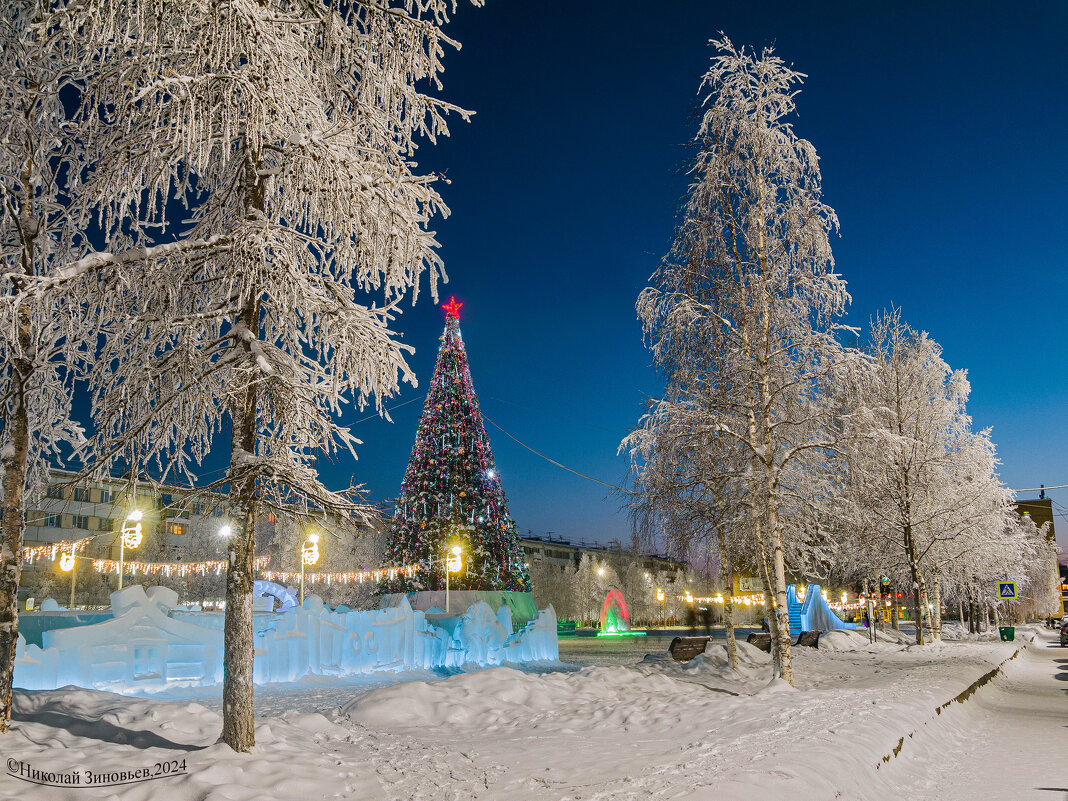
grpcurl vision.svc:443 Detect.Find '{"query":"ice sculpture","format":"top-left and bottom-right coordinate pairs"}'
top-left (786, 584), bottom-right (859, 631)
top-left (13, 586), bottom-right (558, 693)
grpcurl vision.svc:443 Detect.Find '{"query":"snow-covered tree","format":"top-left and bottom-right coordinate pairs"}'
top-left (528, 556), bottom-right (577, 622)
top-left (840, 310), bottom-right (1020, 643)
top-left (627, 37), bottom-right (851, 684)
top-left (77, 0), bottom-right (480, 751)
top-left (0, 0), bottom-right (110, 733)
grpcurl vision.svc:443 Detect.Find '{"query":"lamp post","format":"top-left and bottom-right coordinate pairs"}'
top-left (300, 533), bottom-right (320, 606)
top-left (59, 551), bottom-right (77, 608)
top-left (117, 510), bottom-right (144, 591)
top-left (445, 545), bottom-right (463, 614)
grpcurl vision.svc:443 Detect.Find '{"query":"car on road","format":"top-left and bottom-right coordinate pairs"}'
top-left (1061, 616), bottom-right (1068, 647)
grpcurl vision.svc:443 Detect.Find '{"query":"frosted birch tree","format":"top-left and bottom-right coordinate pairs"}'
top-left (841, 310), bottom-right (1019, 643)
top-left (625, 391), bottom-right (747, 669)
top-left (0, 0), bottom-right (109, 732)
top-left (76, 0), bottom-right (480, 751)
top-left (628, 38), bottom-right (851, 684)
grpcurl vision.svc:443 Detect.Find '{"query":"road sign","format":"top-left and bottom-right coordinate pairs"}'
top-left (997, 581), bottom-right (1017, 600)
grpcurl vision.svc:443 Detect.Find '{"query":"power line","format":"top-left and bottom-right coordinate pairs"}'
top-left (350, 394), bottom-right (426, 426)
top-left (1011, 484), bottom-right (1068, 493)
top-left (481, 414), bottom-right (632, 494)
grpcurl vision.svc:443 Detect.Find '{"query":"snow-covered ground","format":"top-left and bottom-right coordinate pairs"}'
top-left (2, 625), bottom-right (1063, 800)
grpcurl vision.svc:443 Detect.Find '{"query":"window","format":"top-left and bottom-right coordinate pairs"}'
top-left (73, 488), bottom-right (89, 502)
top-left (100, 490), bottom-right (112, 504)
top-left (161, 493), bottom-right (173, 508)
top-left (72, 515), bottom-right (90, 530)
top-left (100, 518), bottom-right (115, 531)
top-left (167, 522), bottom-right (186, 537)
top-left (44, 514), bottom-right (60, 528)
top-left (46, 486), bottom-right (63, 500)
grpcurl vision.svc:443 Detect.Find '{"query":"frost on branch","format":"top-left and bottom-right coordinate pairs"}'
top-left (70, 0), bottom-right (481, 751)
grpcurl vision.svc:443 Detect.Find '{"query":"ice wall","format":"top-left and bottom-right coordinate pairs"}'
top-left (13, 586), bottom-right (558, 694)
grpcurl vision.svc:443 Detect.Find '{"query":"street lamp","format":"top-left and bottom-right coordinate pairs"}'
top-left (218, 524), bottom-right (232, 539)
top-left (299, 533), bottom-right (320, 606)
top-left (656, 587), bottom-right (666, 627)
top-left (59, 550), bottom-right (78, 608)
top-left (117, 510), bottom-right (143, 591)
top-left (445, 544), bottom-right (463, 614)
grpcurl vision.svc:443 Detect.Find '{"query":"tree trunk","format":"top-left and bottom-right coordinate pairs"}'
top-left (0, 360), bottom-right (30, 734)
top-left (220, 152), bottom-right (265, 752)
top-left (891, 591), bottom-right (900, 630)
top-left (1, 153), bottom-right (37, 733)
top-left (756, 533), bottom-right (781, 676)
top-left (716, 529), bottom-right (738, 670)
top-left (221, 296), bottom-right (259, 751)
top-left (903, 522), bottom-right (926, 645)
top-left (931, 575), bottom-right (942, 640)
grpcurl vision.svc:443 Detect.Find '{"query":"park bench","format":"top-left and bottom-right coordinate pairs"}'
top-left (746, 632), bottom-right (772, 652)
top-left (557, 620), bottom-right (577, 635)
top-left (669, 636), bottom-right (711, 662)
top-left (794, 630), bottom-right (821, 648)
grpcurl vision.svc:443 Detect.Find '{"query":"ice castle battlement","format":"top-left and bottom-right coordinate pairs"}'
top-left (14, 584), bottom-right (558, 693)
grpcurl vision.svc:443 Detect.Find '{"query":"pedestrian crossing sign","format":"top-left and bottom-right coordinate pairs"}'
top-left (997, 581), bottom-right (1017, 600)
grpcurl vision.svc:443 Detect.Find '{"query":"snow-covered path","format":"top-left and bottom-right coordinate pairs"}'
top-left (882, 629), bottom-right (1068, 800)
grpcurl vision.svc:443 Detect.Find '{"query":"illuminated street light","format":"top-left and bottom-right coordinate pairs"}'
top-left (59, 550), bottom-right (78, 608)
top-left (446, 544), bottom-right (463, 614)
top-left (218, 524), bottom-right (232, 539)
top-left (117, 510), bottom-right (143, 590)
top-left (299, 533), bottom-right (320, 606)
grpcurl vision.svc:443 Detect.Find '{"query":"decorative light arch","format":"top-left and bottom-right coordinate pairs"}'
top-left (600, 586), bottom-right (631, 634)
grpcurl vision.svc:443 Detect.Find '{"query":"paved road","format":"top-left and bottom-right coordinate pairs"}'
top-left (887, 628), bottom-right (1068, 800)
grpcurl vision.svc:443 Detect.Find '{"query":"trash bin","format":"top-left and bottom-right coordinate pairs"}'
top-left (998, 626), bottom-right (1014, 642)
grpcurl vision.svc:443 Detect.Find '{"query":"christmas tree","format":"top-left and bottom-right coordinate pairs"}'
top-left (383, 298), bottom-right (531, 593)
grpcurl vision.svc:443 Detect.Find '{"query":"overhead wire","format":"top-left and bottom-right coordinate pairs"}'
top-left (481, 414), bottom-right (632, 494)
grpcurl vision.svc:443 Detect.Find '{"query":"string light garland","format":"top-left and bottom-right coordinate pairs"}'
top-left (31, 546), bottom-right (417, 588)
top-left (90, 555), bottom-right (272, 577)
top-left (22, 537), bottom-right (93, 563)
top-left (262, 564), bottom-right (418, 586)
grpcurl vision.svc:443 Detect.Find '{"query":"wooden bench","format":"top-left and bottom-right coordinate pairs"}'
top-left (794, 630), bottom-right (821, 648)
top-left (669, 636), bottom-right (711, 662)
top-left (746, 632), bottom-right (772, 652)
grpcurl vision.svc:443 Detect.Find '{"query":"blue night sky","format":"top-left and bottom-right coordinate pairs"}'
top-left (318, 2), bottom-right (1068, 551)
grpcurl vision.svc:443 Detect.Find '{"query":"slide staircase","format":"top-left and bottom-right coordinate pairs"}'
top-left (785, 583), bottom-right (858, 632)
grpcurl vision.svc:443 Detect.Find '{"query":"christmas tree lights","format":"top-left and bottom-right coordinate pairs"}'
top-left (383, 298), bottom-right (531, 592)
